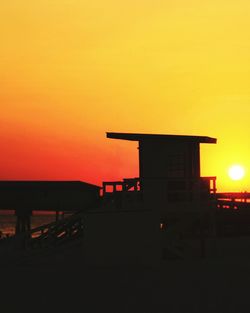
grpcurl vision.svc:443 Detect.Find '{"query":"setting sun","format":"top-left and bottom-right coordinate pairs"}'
top-left (228, 165), bottom-right (245, 181)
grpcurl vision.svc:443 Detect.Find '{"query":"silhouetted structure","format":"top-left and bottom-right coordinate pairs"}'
top-left (0, 181), bottom-right (100, 234)
top-left (83, 133), bottom-right (217, 265)
top-left (6, 132), bottom-right (250, 265)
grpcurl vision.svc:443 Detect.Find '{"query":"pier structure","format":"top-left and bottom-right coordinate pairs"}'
top-left (217, 192), bottom-right (250, 209)
top-left (0, 181), bottom-right (100, 234)
top-left (216, 192), bottom-right (250, 236)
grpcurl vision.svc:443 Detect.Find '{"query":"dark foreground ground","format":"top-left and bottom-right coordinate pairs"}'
top-left (0, 255), bottom-right (250, 313)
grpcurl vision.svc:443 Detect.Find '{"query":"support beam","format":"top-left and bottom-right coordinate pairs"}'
top-left (15, 209), bottom-right (32, 235)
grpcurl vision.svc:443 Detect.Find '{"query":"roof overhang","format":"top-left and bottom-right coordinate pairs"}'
top-left (106, 132), bottom-right (217, 144)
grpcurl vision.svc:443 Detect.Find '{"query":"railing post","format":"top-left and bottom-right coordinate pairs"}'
top-left (102, 182), bottom-right (107, 196)
top-left (122, 182), bottom-right (124, 192)
top-left (134, 179), bottom-right (138, 191)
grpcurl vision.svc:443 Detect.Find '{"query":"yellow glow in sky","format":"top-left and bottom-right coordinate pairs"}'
top-left (228, 165), bottom-right (245, 180)
top-left (1, 0), bottom-right (250, 191)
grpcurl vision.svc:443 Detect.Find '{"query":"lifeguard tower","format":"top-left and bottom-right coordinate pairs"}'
top-left (84, 132), bottom-right (217, 265)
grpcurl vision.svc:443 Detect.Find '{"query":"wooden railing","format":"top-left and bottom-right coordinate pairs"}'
top-left (102, 177), bottom-right (140, 195)
top-left (0, 211), bottom-right (85, 256)
top-left (25, 212), bottom-right (85, 250)
top-left (102, 176), bottom-right (216, 201)
top-left (217, 192), bottom-right (250, 210)
top-left (102, 177), bottom-right (216, 195)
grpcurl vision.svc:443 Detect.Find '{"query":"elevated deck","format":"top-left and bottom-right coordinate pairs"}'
top-left (102, 176), bottom-right (216, 211)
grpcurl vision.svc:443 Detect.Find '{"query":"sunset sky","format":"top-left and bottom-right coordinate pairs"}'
top-left (1, 0), bottom-right (250, 191)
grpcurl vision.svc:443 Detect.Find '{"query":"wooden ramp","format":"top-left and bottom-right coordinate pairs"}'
top-left (0, 211), bottom-right (85, 264)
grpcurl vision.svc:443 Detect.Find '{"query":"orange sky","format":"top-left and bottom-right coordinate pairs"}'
top-left (1, 0), bottom-right (250, 191)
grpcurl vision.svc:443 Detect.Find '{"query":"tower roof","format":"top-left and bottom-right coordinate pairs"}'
top-left (106, 132), bottom-right (217, 144)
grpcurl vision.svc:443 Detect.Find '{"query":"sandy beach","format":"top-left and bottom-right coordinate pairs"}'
top-left (0, 255), bottom-right (249, 313)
